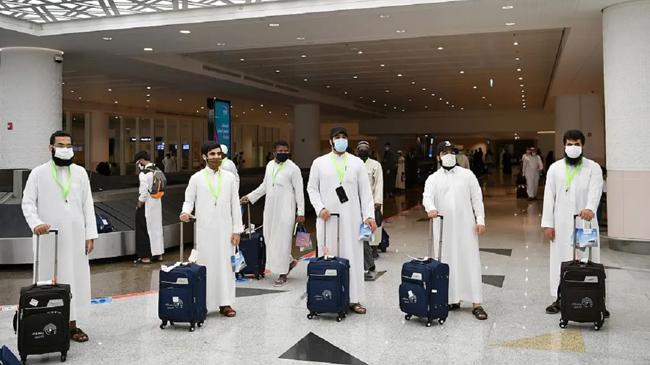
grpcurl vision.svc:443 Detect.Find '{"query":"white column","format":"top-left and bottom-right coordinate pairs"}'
top-left (554, 94), bottom-right (605, 165)
top-left (603, 0), bottom-right (650, 251)
top-left (89, 111), bottom-right (109, 170)
top-left (0, 47), bottom-right (63, 169)
top-left (293, 104), bottom-right (320, 168)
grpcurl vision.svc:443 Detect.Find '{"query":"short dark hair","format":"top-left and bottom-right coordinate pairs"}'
top-left (50, 130), bottom-right (72, 145)
top-left (134, 150), bottom-right (151, 162)
top-left (563, 130), bottom-right (585, 145)
top-left (273, 140), bottom-right (289, 150)
top-left (201, 142), bottom-right (221, 156)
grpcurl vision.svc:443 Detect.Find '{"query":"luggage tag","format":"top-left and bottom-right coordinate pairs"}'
top-left (335, 186), bottom-right (349, 204)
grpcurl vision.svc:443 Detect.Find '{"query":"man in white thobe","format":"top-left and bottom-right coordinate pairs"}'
top-left (180, 142), bottom-right (243, 317)
top-left (423, 141), bottom-right (488, 320)
top-left (133, 151), bottom-right (165, 264)
top-left (22, 130), bottom-right (97, 342)
top-left (356, 141), bottom-right (383, 279)
top-left (522, 147), bottom-right (544, 200)
top-left (220, 144), bottom-right (240, 187)
top-left (307, 127), bottom-right (377, 314)
top-left (240, 140), bottom-right (305, 286)
top-left (541, 130), bottom-right (607, 317)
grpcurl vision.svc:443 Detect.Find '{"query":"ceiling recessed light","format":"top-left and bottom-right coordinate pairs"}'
top-left (353, 75), bottom-right (358, 79)
top-left (146, 94), bottom-right (150, 97)
top-left (439, 98), bottom-right (443, 101)
top-left (431, 93), bottom-right (435, 96)
top-left (102, 36), bottom-right (112, 41)
top-left (372, 100), bottom-right (376, 103)
top-left (459, 70), bottom-right (465, 74)
top-left (518, 77), bottom-right (524, 80)
top-left (385, 89), bottom-right (390, 93)
top-left (239, 58), bottom-right (245, 62)
top-left (489, 103), bottom-right (493, 107)
top-left (421, 88), bottom-right (427, 91)
top-left (397, 73), bottom-right (403, 77)
top-left (393, 106), bottom-right (397, 109)
top-left (396, 29), bottom-right (406, 33)
top-left (114, 100), bottom-right (118, 104)
top-left (520, 84), bottom-right (524, 87)
top-left (146, 99), bottom-right (150, 103)
top-left (201, 107), bottom-right (205, 110)
top-left (424, 105), bottom-right (429, 109)
top-left (482, 96), bottom-right (487, 99)
top-left (146, 86), bottom-right (151, 90)
top-left (357, 50), bottom-right (364, 55)
top-left (70, 90), bottom-right (75, 93)
top-left (178, 98), bottom-right (183, 102)
top-left (296, 36), bottom-right (305, 40)
top-left (379, 14), bottom-right (390, 19)
top-left (325, 85), bottom-right (331, 88)
top-left (275, 69), bottom-right (280, 73)
top-left (505, 22), bottom-right (516, 26)
top-left (344, 91), bottom-right (348, 95)
top-left (359, 96), bottom-right (364, 100)
top-left (437, 46), bottom-right (445, 50)
top-left (461, 107), bottom-right (465, 110)
top-left (269, 23), bottom-right (280, 27)
top-left (513, 41), bottom-right (519, 46)
top-left (108, 88), bottom-right (112, 92)
top-left (379, 63), bottom-right (386, 67)
top-left (411, 81), bottom-right (416, 85)
top-left (473, 85), bottom-right (478, 89)
top-left (143, 47), bottom-right (153, 52)
top-left (179, 30), bottom-right (191, 34)
top-left (521, 89), bottom-right (525, 93)
top-left (408, 98), bottom-right (412, 102)
top-left (517, 68), bottom-right (522, 72)
top-left (300, 54), bottom-right (308, 58)
top-left (260, 104), bottom-right (264, 107)
top-left (446, 101), bottom-right (450, 105)
top-left (78, 96), bottom-right (82, 100)
top-left (515, 57), bottom-right (521, 61)
top-left (502, 5), bottom-right (514, 10)
top-left (490, 78), bottom-right (495, 88)
top-left (216, 42), bottom-right (226, 46)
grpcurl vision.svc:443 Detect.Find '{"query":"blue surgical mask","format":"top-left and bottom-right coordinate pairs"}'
top-left (333, 138), bottom-right (348, 153)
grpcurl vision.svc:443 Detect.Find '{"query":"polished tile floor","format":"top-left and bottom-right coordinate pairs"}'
top-left (2, 178), bottom-right (650, 364)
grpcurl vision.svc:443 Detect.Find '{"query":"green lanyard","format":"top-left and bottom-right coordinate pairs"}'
top-left (50, 161), bottom-right (72, 202)
top-left (330, 152), bottom-right (348, 184)
top-left (565, 160), bottom-right (582, 192)
top-left (203, 168), bottom-right (223, 202)
top-left (272, 161), bottom-right (286, 185)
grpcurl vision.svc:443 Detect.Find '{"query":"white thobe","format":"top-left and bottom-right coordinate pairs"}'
top-left (221, 157), bottom-right (240, 187)
top-left (423, 166), bottom-right (485, 304)
top-left (181, 167), bottom-right (243, 310)
top-left (139, 164), bottom-right (164, 256)
top-left (522, 154), bottom-right (544, 198)
top-left (307, 152), bottom-right (375, 304)
top-left (364, 158), bottom-right (384, 246)
top-left (541, 158), bottom-right (603, 297)
top-left (22, 161), bottom-right (98, 321)
top-left (246, 159), bottom-right (305, 275)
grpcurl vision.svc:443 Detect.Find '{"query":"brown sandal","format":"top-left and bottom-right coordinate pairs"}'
top-left (350, 303), bottom-right (367, 314)
top-left (70, 327), bottom-right (89, 343)
top-left (219, 306), bottom-right (237, 317)
top-left (472, 306), bottom-right (488, 320)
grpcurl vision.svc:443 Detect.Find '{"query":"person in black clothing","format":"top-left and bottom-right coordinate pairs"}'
top-left (382, 142), bottom-right (398, 198)
top-left (502, 150), bottom-right (512, 175)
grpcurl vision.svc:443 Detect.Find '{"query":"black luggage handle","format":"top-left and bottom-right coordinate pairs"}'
top-left (34, 229), bottom-right (59, 286)
top-left (323, 213), bottom-right (340, 259)
top-left (179, 217), bottom-right (196, 262)
top-left (573, 214), bottom-right (594, 262)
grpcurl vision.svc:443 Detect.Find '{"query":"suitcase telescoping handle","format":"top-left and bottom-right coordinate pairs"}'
top-left (429, 216), bottom-right (444, 261)
top-left (33, 229), bottom-right (59, 286)
top-left (323, 213), bottom-right (340, 258)
top-left (179, 217), bottom-right (196, 262)
top-left (573, 214), bottom-right (594, 262)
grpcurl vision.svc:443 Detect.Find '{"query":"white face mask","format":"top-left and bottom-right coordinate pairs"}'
top-left (565, 145), bottom-right (582, 159)
top-left (54, 147), bottom-right (74, 160)
top-left (441, 153), bottom-right (457, 168)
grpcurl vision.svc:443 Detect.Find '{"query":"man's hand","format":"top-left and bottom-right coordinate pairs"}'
top-left (476, 225), bottom-right (486, 236)
top-left (319, 208), bottom-right (331, 222)
top-left (543, 227), bottom-right (556, 241)
top-left (179, 213), bottom-right (192, 223)
top-left (136, 201), bottom-right (145, 209)
top-left (579, 209), bottom-right (595, 221)
top-left (231, 233), bottom-right (241, 246)
top-left (296, 215), bottom-right (306, 223)
top-left (427, 210), bottom-right (439, 219)
top-left (240, 196), bottom-right (250, 205)
top-left (85, 240), bottom-right (94, 255)
top-left (366, 218), bottom-right (378, 233)
top-left (33, 224), bottom-right (51, 236)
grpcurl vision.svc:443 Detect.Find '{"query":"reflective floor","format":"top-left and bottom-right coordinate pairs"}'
top-left (2, 176), bottom-right (650, 364)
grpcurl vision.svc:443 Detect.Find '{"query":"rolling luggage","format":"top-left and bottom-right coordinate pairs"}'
top-left (399, 216), bottom-right (449, 327)
top-left (95, 212), bottom-right (114, 233)
top-left (238, 204), bottom-right (266, 280)
top-left (13, 230), bottom-right (71, 364)
top-left (559, 215), bottom-right (607, 331)
top-left (158, 220), bottom-right (207, 332)
top-left (0, 345), bottom-right (21, 365)
top-left (307, 213), bottom-right (350, 322)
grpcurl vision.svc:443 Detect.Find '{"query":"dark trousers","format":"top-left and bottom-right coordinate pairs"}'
top-left (363, 241), bottom-right (375, 271)
top-left (135, 206), bottom-right (152, 259)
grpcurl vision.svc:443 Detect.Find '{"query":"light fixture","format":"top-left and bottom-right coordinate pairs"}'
top-left (146, 94), bottom-right (150, 97)
top-left (446, 101), bottom-right (450, 105)
top-left (505, 22), bottom-right (516, 26)
top-left (300, 54), bottom-right (308, 58)
top-left (146, 86), bottom-right (151, 90)
top-left (489, 103), bottom-right (493, 107)
top-left (431, 93), bottom-right (435, 96)
top-left (216, 42), bottom-right (226, 46)
top-left (520, 84), bottom-right (524, 87)
top-left (517, 68), bottom-right (522, 72)
top-left (269, 23), bottom-right (280, 27)
top-left (515, 57), bottom-right (520, 61)
top-left (473, 85), bottom-right (478, 89)
top-left (397, 73), bottom-right (403, 77)
top-left (379, 64), bottom-right (386, 67)
top-left (372, 100), bottom-right (376, 103)
top-left (460, 107), bottom-right (464, 110)
top-left (344, 91), bottom-right (348, 95)
top-left (260, 104), bottom-right (264, 107)
top-left (385, 89), bottom-right (390, 93)
top-left (359, 96), bottom-right (364, 100)
top-left (408, 98), bottom-right (412, 102)
top-left (513, 41), bottom-right (519, 46)
top-left (178, 98), bottom-right (183, 102)
top-left (396, 29), bottom-right (406, 33)
top-left (353, 75), bottom-right (358, 79)
top-left (518, 76), bottom-right (524, 80)
top-left (439, 98), bottom-right (443, 101)
top-left (424, 105), bottom-right (429, 109)
top-left (179, 30), bottom-right (191, 34)
top-left (200, 107), bottom-right (205, 110)
top-left (502, 5), bottom-right (514, 10)
top-left (78, 97), bottom-right (82, 100)
top-left (296, 37), bottom-right (305, 40)
top-left (102, 36), bottom-right (112, 41)
top-left (114, 100), bottom-right (118, 104)
top-left (490, 78), bottom-right (495, 88)
top-left (325, 85), bottom-right (331, 88)
top-left (482, 96), bottom-right (486, 99)
top-left (70, 90), bottom-right (75, 93)
top-left (421, 88), bottom-right (427, 91)
top-left (437, 46), bottom-right (444, 50)
top-left (108, 88), bottom-right (112, 92)
top-left (146, 99), bottom-right (150, 103)
top-left (275, 69), bottom-right (280, 73)
top-left (357, 50), bottom-right (364, 55)
top-left (379, 14), bottom-right (390, 19)
top-left (459, 70), bottom-right (465, 74)
top-left (144, 47), bottom-right (153, 52)
top-left (239, 58), bottom-right (245, 62)
top-left (411, 81), bottom-right (416, 85)
top-left (521, 89), bottom-right (525, 93)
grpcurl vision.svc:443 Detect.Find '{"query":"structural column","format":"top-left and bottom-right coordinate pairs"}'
top-left (0, 47), bottom-right (63, 169)
top-left (603, 0), bottom-right (650, 253)
top-left (554, 94), bottom-right (606, 165)
top-left (293, 104), bottom-right (320, 168)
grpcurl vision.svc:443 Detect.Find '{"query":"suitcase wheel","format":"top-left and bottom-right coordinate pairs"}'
top-left (197, 321), bottom-right (204, 328)
top-left (61, 352), bottom-right (67, 362)
top-left (307, 313), bottom-right (315, 320)
top-left (438, 318), bottom-right (446, 325)
top-left (426, 321), bottom-right (432, 327)
top-left (336, 316), bottom-right (343, 322)
top-left (170, 321), bottom-right (175, 326)
top-left (160, 320), bottom-right (168, 329)
top-left (559, 319), bottom-right (568, 329)
top-left (189, 322), bottom-right (196, 332)
top-left (255, 274), bottom-right (261, 280)
top-left (594, 322), bottom-right (602, 331)
top-left (405, 314), bottom-right (412, 321)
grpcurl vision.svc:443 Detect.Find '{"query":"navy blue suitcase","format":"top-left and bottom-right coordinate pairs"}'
top-left (307, 214), bottom-right (350, 322)
top-left (95, 212), bottom-right (114, 233)
top-left (0, 345), bottom-right (21, 365)
top-left (399, 216), bottom-right (449, 327)
top-left (238, 204), bottom-right (266, 279)
top-left (158, 221), bottom-right (207, 332)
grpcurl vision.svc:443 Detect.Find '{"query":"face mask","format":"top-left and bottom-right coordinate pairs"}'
top-left (357, 151), bottom-right (370, 161)
top-left (276, 153), bottom-right (289, 163)
top-left (54, 147), bottom-right (74, 160)
top-left (441, 153), bottom-right (457, 168)
top-left (333, 138), bottom-right (348, 153)
top-left (565, 145), bottom-right (582, 159)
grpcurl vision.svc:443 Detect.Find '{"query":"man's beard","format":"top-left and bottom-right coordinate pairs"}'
top-left (51, 151), bottom-right (73, 166)
top-left (206, 160), bottom-right (221, 171)
top-left (565, 154), bottom-right (583, 166)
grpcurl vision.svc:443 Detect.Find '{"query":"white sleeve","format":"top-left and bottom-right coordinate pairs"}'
top-left (469, 173), bottom-right (485, 226)
top-left (293, 166), bottom-right (306, 216)
top-left (422, 175), bottom-right (436, 212)
top-left (307, 159), bottom-right (325, 215)
top-left (374, 163), bottom-right (384, 206)
top-left (138, 173), bottom-right (149, 203)
top-left (586, 163), bottom-right (603, 213)
top-left (541, 165), bottom-right (557, 228)
top-left (358, 162), bottom-right (375, 221)
top-left (21, 169), bottom-right (44, 231)
top-left (181, 174), bottom-right (197, 215)
top-left (231, 176), bottom-right (244, 234)
top-left (82, 171), bottom-right (98, 240)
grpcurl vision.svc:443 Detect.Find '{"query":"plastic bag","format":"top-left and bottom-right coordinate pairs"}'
top-left (359, 223), bottom-right (373, 241)
top-left (294, 223), bottom-right (312, 251)
top-left (231, 248), bottom-right (247, 273)
top-left (575, 227), bottom-right (599, 248)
